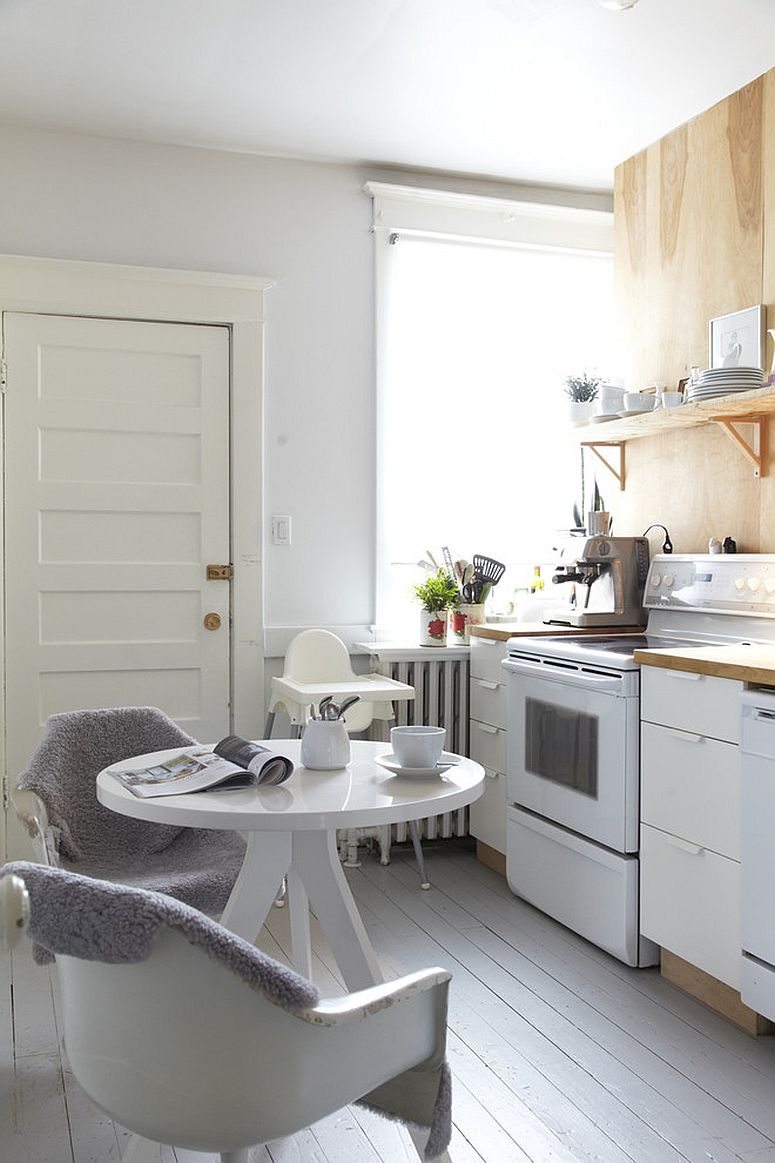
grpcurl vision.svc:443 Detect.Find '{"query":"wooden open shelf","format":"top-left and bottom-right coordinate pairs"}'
top-left (573, 384), bottom-right (775, 489)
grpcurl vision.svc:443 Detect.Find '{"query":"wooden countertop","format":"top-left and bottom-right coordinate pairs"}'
top-left (634, 643), bottom-right (775, 685)
top-left (471, 623), bottom-right (644, 642)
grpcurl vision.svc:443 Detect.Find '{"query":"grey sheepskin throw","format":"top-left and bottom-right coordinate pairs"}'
top-left (2, 861), bottom-right (320, 1012)
top-left (2, 859), bottom-right (452, 1158)
top-left (16, 707), bottom-right (246, 915)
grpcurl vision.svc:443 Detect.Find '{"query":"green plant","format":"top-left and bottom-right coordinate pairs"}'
top-left (413, 569), bottom-right (460, 613)
top-left (564, 372), bottom-right (601, 403)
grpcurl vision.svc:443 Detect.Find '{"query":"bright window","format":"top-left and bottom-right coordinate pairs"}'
top-left (370, 185), bottom-right (613, 638)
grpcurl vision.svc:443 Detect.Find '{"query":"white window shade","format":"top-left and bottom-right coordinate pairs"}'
top-left (368, 183), bottom-right (613, 640)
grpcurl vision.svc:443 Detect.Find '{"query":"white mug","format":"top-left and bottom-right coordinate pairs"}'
top-left (390, 725), bottom-right (445, 768)
top-left (662, 391), bottom-right (683, 408)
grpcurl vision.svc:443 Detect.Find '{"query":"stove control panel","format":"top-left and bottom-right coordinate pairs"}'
top-left (644, 555), bottom-right (775, 616)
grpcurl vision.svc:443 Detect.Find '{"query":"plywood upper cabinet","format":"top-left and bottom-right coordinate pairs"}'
top-left (614, 76), bottom-right (764, 392)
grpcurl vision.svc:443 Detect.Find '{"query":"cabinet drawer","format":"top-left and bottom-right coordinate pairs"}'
top-left (470, 676), bottom-right (506, 729)
top-left (470, 637), bottom-right (509, 684)
top-left (640, 823), bottom-right (740, 988)
top-left (641, 723), bottom-right (740, 859)
top-left (469, 719), bottom-right (506, 774)
top-left (641, 667), bottom-right (741, 743)
top-left (469, 769), bottom-right (507, 854)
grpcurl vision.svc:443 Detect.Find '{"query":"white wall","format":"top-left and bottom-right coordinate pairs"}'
top-left (0, 125), bottom-right (611, 651)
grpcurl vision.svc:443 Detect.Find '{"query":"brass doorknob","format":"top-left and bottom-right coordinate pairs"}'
top-left (203, 612), bottom-right (222, 631)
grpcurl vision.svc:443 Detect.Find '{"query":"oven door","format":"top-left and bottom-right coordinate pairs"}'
top-left (503, 654), bottom-right (639, 852)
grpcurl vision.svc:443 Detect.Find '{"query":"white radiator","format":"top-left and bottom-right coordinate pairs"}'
top-left (366, 647), bottom-right (470, 844)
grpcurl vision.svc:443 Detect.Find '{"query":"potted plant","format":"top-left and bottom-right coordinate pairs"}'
top-left (565, 372), bottom-right (600, 425)
top-left (413, 569), bottom-right (459, 646)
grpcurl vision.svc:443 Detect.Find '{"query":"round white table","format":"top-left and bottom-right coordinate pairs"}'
top-left (97, 740), bottom-right (484, 990)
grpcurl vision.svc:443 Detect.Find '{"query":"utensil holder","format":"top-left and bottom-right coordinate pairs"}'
top-left (449, 603), bottom-right (485, 644)
top-left (301, 719), bottom-right (351, 770)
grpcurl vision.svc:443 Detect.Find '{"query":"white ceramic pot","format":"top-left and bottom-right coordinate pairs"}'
top-left (568, 401), bottom-right (595, 426)
top-left (300, 718), bottom-right (351, 770)
top-left (420, 608), bottom-right (448, 646)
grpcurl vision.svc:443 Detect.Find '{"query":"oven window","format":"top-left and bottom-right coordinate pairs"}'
top-left (525, 697), bottom-right (598, 797)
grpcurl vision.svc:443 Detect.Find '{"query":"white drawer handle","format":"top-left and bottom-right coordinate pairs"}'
top-left (664, 834), bottom-right (705, 856)
top-left (664, 670), bottom-right (703, 681)
top-left (474, 679), bottom-right (500, 691)
top-left (484, 768), bottom-right (500, 780)
top-left (660, 725), bottom-right (704, 744)
top-left (475, 722), bottom-right (501, 735)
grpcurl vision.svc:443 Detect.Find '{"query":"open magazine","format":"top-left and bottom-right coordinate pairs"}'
top-left (112, 736), bottom-right (294, 798)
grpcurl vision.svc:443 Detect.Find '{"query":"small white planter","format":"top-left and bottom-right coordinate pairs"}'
top-left (568, 400), bottom-right (596, 426)
top-left (419, 608), bottom-right (448, 646)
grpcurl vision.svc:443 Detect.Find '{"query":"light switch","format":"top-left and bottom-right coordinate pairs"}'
top-left (272, 514), bottom-right (292, 546)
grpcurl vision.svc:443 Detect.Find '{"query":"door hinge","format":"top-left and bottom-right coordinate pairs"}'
top-left (0, 360), bottom-right (7, 393)
top-left (207, 564), bottom-right (234, 580)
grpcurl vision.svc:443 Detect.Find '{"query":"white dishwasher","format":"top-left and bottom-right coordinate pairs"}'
top-left (740, 687), bottom-right (775, 1020)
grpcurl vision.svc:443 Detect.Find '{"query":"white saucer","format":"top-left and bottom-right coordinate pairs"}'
top-left (591, 413), bottom-right (619, 423)
top-left (617, 407), bottom-right (652, 417)
top-left (375, 751), bottom-right (459, 778)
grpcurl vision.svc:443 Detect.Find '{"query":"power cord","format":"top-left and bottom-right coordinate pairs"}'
top-left (642, 524), bottom-right (673, 554)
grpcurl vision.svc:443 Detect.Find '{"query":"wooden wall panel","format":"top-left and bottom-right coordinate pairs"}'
top-left (607, 424), bottom-right (763, 555)
top-left (610, 71), bottom-right (774, 555)
top-left (614, 77), bottom-right (763, 393)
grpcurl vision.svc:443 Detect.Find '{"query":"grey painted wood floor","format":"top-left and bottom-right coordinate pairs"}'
top-left (4, 846), bottom-right (775, 1163)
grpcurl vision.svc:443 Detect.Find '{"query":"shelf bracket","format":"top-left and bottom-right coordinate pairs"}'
top-left (711, 415), bottom-right (767, 478)
top-left (581, 441), bottom-right (625, 491)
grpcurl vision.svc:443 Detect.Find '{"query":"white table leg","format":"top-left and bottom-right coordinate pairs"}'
top-left (292, 829), bottom-right (384, 990)
top-left (287, 867), bottom-right (312, 980)
top-left (219, 831), bottom-right (292, 942)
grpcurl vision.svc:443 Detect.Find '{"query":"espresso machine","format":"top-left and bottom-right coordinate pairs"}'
top-left (547, 536), bottom-right (650, 627)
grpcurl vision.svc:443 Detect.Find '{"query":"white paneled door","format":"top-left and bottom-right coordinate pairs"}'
top-left (3, 312), bottom-right (232, 795)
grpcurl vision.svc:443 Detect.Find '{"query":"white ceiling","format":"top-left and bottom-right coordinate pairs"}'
top-left (0, 0), bottom-right (774, 190)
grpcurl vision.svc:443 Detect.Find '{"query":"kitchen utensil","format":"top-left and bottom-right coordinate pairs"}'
top-left (472, 555), bottom-right (505, 587)
top-left (426, 549), bottom-right (440, 568)
top-left (337, 695), bottom-right (361, 719)
top-left (441, 545), bottom-right (457, 583)
top-left (317, 695), bottom-right (334, 719)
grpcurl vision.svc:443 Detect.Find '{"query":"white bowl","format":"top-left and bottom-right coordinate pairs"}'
top-left (623, 393), bottom-right (654, 412)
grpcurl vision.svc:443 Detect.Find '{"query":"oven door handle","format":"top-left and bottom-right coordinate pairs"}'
top-left (502, 657), bottom-right (623, 684)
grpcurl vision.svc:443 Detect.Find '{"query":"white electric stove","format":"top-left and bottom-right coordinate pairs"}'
top-left (501, 554), bottom-right (775, 967)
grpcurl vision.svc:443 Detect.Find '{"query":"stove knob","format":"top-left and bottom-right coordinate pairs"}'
top-left (662, 574), bottom-right (674, 588)
top-left (765, 579), bottom-right (775, 594)
top-left (735, 577), bottom-right (746, 591)
top-left (651, 574), bottom-right (661, 587)
top-left (748, 577), bottom-right (761, 593)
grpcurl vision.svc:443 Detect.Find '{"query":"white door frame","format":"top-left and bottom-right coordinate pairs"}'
top-left (0, 253), bottom-right (271, 849)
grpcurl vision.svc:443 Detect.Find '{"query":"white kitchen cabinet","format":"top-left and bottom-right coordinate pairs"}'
top-left (468, 637), bottom-right (509, 857)
top-left (640, 666), bottom-right (742, 989)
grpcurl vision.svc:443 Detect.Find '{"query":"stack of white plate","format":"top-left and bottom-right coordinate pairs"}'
top-left (685, 366), bottom-right (763, 402)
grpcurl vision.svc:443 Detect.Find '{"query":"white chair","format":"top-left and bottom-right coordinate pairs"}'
top-left (266, 630), bottom-right (432, 886)
top-left (1, 864), bottom-right (452, 1163)
top-left (11, 707), bottom-right (246, 915)
top-left (265, 628), bottom-right (415, 736)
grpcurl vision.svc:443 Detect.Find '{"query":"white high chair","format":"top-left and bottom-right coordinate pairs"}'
top-left (1, 869), bottom-right (452, 1163)
top-left (264, 628), bottom-right (414, 737)
top-left (265, 630), bottom-right (432, 886)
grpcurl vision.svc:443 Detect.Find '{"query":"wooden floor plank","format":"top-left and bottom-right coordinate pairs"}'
top-left (8, 848), bottom-right (775, 1163)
